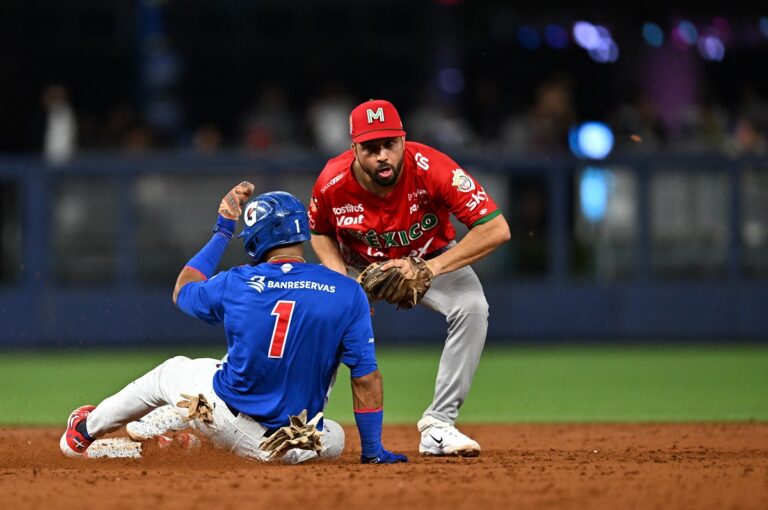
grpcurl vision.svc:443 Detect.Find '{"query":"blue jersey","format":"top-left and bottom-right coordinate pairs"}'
top-left (176, 261), bottom-right (376, 429)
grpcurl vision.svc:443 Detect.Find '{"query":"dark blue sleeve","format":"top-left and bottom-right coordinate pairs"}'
top-left (341, 285), bottom-right (378, 378)
top-left (176, 270), bottom-right (229, 325)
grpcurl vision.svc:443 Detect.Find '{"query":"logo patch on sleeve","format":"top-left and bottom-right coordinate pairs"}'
top-left (451, 168), bottom-right (476, 193)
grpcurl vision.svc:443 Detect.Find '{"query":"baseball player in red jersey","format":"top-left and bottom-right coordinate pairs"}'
top-left (308, 99), bottom-right (511, 456)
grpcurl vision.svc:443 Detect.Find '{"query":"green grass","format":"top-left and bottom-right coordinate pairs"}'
top-left (1, 346), bottom-right (767, 425)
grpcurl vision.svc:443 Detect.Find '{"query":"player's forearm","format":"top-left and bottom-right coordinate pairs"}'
top-left (351, 369), bottom-right (383, 410)
top-left (428, 214), bottom-right (511, 276)
top-left (172, 216), bottom-right (236, 305)
top-left (310, 233), bottom-right (347, 274)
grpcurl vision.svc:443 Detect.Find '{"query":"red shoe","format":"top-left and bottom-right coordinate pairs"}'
top-left (59, 405), bottom-right (96, 458)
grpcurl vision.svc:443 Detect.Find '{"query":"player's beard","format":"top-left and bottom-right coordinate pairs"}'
top-left (369, 158), bottom-right (403, 187)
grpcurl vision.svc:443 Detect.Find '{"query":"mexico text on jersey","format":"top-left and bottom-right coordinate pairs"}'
top-left (308, 141), bottom-right (501, 264)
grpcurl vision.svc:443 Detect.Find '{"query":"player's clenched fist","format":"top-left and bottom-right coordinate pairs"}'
top-left (219, 181), bottom-right (255, 220)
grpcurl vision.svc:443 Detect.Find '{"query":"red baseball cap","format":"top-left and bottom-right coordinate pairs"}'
top-left (349, 99), bottom-right (406, 143)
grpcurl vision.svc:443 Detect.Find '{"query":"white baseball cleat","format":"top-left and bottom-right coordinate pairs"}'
top-left (126, 405), bottom-right (189, 441)
top-left (417, 416), bottom-right (481, 457)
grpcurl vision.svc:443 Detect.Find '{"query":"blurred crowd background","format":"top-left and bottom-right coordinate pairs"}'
top-left (2, 1), bottom-right (767, 157)
top-left (1, 0), bottom-right (767, 343)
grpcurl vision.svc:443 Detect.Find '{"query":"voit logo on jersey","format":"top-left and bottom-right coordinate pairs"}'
top-left (333, 203), bottom-right (365, 226)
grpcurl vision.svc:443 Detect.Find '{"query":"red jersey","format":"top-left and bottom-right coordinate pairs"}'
top-left (308, 141), bottom-right (500, 266)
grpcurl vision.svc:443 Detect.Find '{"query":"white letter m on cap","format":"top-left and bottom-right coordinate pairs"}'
top-left (366, 107), bottom-right (385, 124)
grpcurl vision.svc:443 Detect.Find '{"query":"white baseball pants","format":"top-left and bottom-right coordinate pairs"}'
top-left (84, 356), bottom-right (345, 463)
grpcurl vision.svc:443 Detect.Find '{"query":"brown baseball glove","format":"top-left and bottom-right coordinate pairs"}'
top-left (176, 393), bottom-right (214, 424)
top-left (356, 256), bottom-right (433, 309)
top-left (259, 409), bottom-right (324, 460)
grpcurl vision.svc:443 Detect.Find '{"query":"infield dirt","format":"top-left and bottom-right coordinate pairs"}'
top-left (2, 423), bottom-right (766, 510)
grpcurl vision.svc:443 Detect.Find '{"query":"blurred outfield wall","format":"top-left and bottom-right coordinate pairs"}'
top-left (0, 151), bottom-right (767, 346)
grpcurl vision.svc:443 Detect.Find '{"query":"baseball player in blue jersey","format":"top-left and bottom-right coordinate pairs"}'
top-left (60, 182), bottom-right (407, 465)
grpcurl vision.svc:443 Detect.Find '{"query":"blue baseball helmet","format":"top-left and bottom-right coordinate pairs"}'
top-left (237, 191), bottom-right (311, 262)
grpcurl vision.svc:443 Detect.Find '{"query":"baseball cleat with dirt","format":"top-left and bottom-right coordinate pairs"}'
top-left (59, 405), bottom-right (96, 458)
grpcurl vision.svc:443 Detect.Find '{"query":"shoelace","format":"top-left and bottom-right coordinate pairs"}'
top-left (430, 425), bottom-right (471, 441)
top-left (444, 428), bottom-right (471, 440)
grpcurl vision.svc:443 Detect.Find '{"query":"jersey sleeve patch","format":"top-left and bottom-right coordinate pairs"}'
top-left (450, 168), bottom-right (476, 193)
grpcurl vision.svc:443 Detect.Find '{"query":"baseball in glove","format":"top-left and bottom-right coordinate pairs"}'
top-left (356, 256), bottom-right (433, 309)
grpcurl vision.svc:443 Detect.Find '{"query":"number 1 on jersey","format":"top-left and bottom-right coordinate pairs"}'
top-left (269, 300), bottom-right (295, 358)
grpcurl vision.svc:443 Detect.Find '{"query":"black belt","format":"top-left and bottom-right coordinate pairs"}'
top-left (225, 402), bottom-right (279, 437)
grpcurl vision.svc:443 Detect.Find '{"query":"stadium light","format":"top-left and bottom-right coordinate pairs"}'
top-left (545, 24), bottom-right (569, 49)
top-left (711, 17), bottom-right (732, 42)
top-left (698, 35), bottom-right (725, 61)
top-left (672, 20), bottom-right (698, 50)
top-left (579, 167), bottom-right (611, 223)
top-left (569, 122), bottom-right (615, 160)
top-left (518, 26), bottom-right (541, 50)
top-left (642, 22), bottom-right (664, 47)
top-left (573, 22), bottom-right (619, 63)
top-left (573, 21), bottom-right (600, 49)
